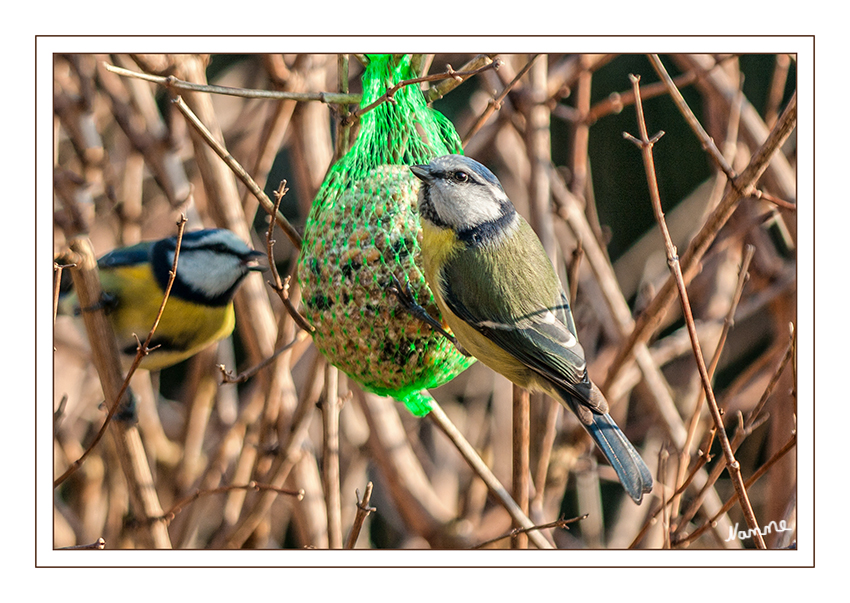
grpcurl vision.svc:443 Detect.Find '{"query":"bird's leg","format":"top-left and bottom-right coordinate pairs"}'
top-left (386, 274), bottom-right (470, 356)
top-left (113, 388), bottom-right (139, 423)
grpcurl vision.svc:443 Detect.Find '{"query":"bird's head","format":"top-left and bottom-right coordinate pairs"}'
top-left (152, 229), bottom-right (265, 306)
top-left (411, 155), bottom-right (515, 233)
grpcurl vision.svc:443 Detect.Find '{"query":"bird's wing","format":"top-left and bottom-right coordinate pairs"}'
top-left (441, 257), bottom-right (604, 413)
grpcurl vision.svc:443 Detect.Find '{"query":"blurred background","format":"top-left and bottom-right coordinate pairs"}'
top-left (52, 52), bottom-right (797, 550)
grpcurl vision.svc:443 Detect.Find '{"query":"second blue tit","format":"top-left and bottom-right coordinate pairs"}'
top-left (411, 155), bottom-right (653, 504)
top-left (65, 228), bottom-right (264, 371)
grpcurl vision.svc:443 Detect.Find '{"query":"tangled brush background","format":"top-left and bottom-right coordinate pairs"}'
top-left (51, 52), bottom-right (798, 551)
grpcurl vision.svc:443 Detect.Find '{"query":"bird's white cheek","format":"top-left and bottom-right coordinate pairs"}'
top-left (178, 251), bottom-right (244, 297)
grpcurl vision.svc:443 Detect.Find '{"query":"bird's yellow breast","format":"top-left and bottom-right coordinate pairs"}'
top-left (100, 263), bottom-right (235, 370)
top-left (420, 220), bottom-right (463, 296)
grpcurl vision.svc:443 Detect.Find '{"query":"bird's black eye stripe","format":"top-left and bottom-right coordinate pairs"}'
top-left (199, 242), bottom-right (232, 254)
top-left (434, 168), bottom-right (479, 185)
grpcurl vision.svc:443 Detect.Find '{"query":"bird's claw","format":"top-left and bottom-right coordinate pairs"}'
top-left (387, 274), bottom-right (416, 308)
top-left (386, 274), bottom-right (470, 356)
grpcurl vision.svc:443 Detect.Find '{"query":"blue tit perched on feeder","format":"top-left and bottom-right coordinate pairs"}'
top-left (410, 155), bottom-right (653, 504)
top-left (62, 228), bottom-right (264, 371)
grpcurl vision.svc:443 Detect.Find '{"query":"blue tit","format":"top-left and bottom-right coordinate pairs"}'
top-left (63, 228), bottom-right (264, 371)
top-left (411, 155), bottom-right (653, 504)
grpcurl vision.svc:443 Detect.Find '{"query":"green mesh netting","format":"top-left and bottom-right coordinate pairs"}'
top-left (297, 54), bottom-right (475, 416)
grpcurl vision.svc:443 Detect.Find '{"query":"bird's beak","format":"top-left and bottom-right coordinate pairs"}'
top-left (410, 164), bottom-right (432, 183)
top-left (244, 249), bottom-right (268, 272)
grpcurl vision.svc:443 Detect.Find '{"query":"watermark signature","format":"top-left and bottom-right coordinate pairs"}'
top-left (725, 520), bottom-right (793, 543)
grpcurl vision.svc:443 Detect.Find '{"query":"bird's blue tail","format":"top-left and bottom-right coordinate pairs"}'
top-left (583, 411), bottom-right (653, 504)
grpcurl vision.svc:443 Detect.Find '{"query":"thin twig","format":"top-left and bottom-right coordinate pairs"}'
top-left (473, 514), bottom-right (587, 549)
top-left (659, 445), bottom-right (670, 549)
top-left (281, 276), bottom-right (315, 334)
top-left (511, 385), bottom-right (530, 549)
top-left (108, 56), bottom-right (499, 119)
top-left (604, 90), bottom-right (797, 394)
top-left (105, 62), bottom-right (361, 105)
top-left (753, 189), bottom-right (797, 211)
top-left (743, 325), bottom-right (796, 430)
top-left (264, 181), bottom-right (314, 333)
top-left (673, 244), bottom-right (755, 515)
top-left (53, 394), bottom-right (68, 430)
top-left (59, 538), bottom-right (106, 550)
top-left (629, 449), bottom-right (707, 549)
top-left (53, 261), bottom-right (74, 323)
top-left (240, 55), bottom-right (301, 215)
top-left (765, 54), bottom-right (792, 129)
top-left (345, 482), bottom-right (376, 549)
top-left (135, 216), bottom-right (188, 358)
top-left (530, 393), bottom-right (560, 523)
top-left (790, 322), bottom-right (798, 405)
top-left (568, 239), bottom-right (584, 306)
top-left (334, 54), bottom-right (353, 161)
top-left (357, 390), bottom-right (457, 542)
top-left (673, 432), bottom-right (796, 547)
top-left (410, 54), bottom-right (434, 79)
top-left (462, 55), bottom-right (536, 146)
top-left (321, 364), bottom-right (343, 548)
top-left (641, 327), bottom-right (797, 546)
top-left (161, 482), bottom-right (304, 526)
top-left (168, 94), bottom-right (302, 250)
top-left (351, 58), bottom-right (500, 122)
top-left (424, 55), bottom-right (499, 103)
top-left (675, 324), bottom-right (796, 534)
top-left (584, 69), bottom-right (700, 125)
top-left (580, 55), bottom-right (743, 125)
top-left (426, 398), bottom-right (553, 549)
top-left (222, 358), bottom-right (324, 548)
top-left (624, 74), bottom-right (764, 548)
top-left (674, 54), bottom-right (797, 204)
top-left (86, 58), bottom-right (191, 208)
top-left (218, 332), bottom-right (308, 384)
top-left (569, 55), bottom-right (593, 201)
top-left (647, 55), bottom-right (736, 181)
